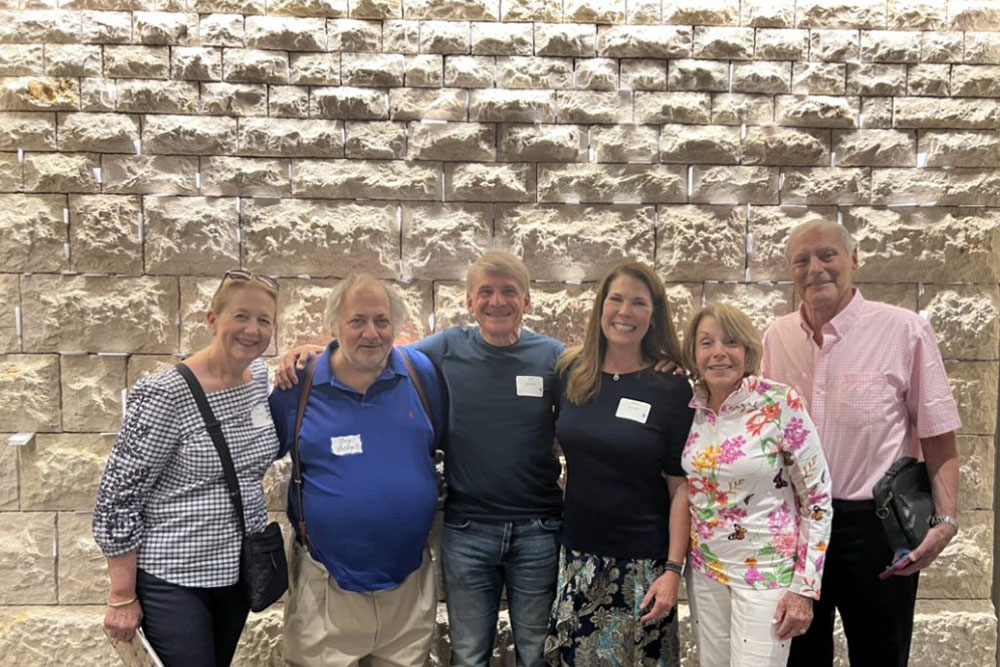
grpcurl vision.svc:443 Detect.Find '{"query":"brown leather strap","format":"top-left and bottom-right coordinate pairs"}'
top-left (399, 348), bottom-right (432, 424)
top-left (292, 356), bottom-right (319, 548)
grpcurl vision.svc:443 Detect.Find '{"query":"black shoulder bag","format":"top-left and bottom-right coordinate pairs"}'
top-left (872, 457), bottom-right (933, 553)
top-left (176, 364), bottom-right (288, 612)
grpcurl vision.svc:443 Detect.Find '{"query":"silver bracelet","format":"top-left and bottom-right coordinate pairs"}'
top-left (929, 515), bottom-right (959, 532)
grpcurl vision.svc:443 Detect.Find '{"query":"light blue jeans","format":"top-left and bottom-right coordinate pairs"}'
top-left (442, 517), bottom-right (562, 667)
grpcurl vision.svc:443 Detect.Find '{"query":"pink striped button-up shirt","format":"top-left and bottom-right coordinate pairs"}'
top-left (761, 290), bottom-right (961, 501)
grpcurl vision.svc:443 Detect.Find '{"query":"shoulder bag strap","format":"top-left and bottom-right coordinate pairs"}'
top-left (398, 348), bottom-right (433, 426)
top-left (292, 357), bottom-right (320, 547)
top-left (174, 363), bottom-right (247, 537)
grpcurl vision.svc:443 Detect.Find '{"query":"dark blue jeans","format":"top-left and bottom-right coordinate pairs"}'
top-left (136, 569), bottom-right (250, 667)
top-left (442, 517), bottom-right (561, 667)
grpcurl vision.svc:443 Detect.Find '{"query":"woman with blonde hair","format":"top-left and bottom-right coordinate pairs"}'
top-left (681, 302), bottom-right (832, 667)
top-left (545, 261), bottom-right (693, 666)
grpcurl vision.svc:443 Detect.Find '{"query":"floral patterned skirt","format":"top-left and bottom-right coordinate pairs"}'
top-left (544, 548), bottom-right (680, 667)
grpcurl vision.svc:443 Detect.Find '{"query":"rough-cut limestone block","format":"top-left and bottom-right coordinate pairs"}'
top-left (952, 65), bottom-right (1000, 98)
top-left (743, 127), bottom-right (830, 166)
top-left (0, 10), bottom-right (80, 43)
top-left (660, 282), bottom-right (704, 335)
top-left (502, 0), bottom-right (560, 21)
top-left (57, 512), bottom-right (106, 604)
top-left (907, 64), bottom-right (949, 96)
top-left (871, 167), bottom-right (1000, 206)
top-left (444, 55), bottom-right (495, 88)
top-left (591, 125), bottom-right (657, 163)
top-left (912, 602), bottom-right (998, 667)
top-left (957, 435), bottom-right (995, 510)
top-left (495, 204), bottom-right (655, 281)
top-left (791, 62), bottom-right (846, 95)
top-left (329, 18), bottom-right (381, 52)
top-left (965, 32), bottom-right (1000, 64)
top-left (20, 433), bottom-right (113, 510)
top-left (23, 152), bottom-right (100, 193)
top-left (81, 10), bottom-right (132, 44)
top-left (846, 63), bottom-right (905, 95)
top-left (921, 31), bottom-right (964, 63)
top-left (391, 88), bottom-right (466, 121)
top-left (747, 205), bottom-right (836, 281)
top-left (469, 89), bottom-right (554, 123)
top-left (732, 61), bottom-right (790, 94)
top-left (419, 20), bottom-right (470, 55)
top-left (498, 123), bottom-right (586, 162)
top-left (115, 78), bottom-right (198, 114)
top-left (199, 13), bottom-right (244, 47)
top-left (843, 206), bottom-right (1000, 283)
top-left (142, 114), bottom-right (235, 155)
top-left (711, 93), bottom-right (773, 125)
top-left (242, 198), bottom-right (398, 277)
top-left (189, 0), bottom-right (262, 13)
top-left (755, 28), bottom-right (808, 59)
top-left (200, 82), bottom-right (268, 117)
top-left (861, 30), bottom-right (920, 64)
top-left (534, 23), bottom-right (594, 57)
top-left (703, 282), bottom-right (794, 333)
top-left (408, 122), bottom-right (495, 162)
top-left (0, 355), bottom-right (60, 431)
top-left (289, 53), bottom-right (339, 86)
top-left (656, 205), bottom-right (745, 281)
top-left (0, 152), bottom-right (16, 191)
top-left (919, 285), bottom-right (999, 361)
top-left (597, 25), bottom-right (691, 59)
top-left (691, 166), bottom-right (779, 204)
top-left (0, 443), bottom-right (15, 509)
top-left (269, 85), bottom-right (310, 118)
top-left (21, 275), bottom-right (179, 353)
top-left (856, 283), bottom-right (917, 311)
top-left (401, 202), bottom-right (491, 280)
top-left (0, 274), bottom-right (17, 353)
top-left (574, 58), bottom-right (616, 90)
top-left (780, 167), bottom-right (870, 204)
top-left (741, 0), bottom-right (793, 27)
top-left (273, 277), bottom-right (336, 348)
top-left (405, 0), bottom-right (497, 19)
top-left (894, 97), bottom-right (1000, 129)
top-left (667, 59), bottom-right (728, 92)
top-left (659, 0), bottom-right (736, 24)
top-left (312, 86), bottom-right (387, 120)
top-left (833, 129), bottom-right (915, 167)
top-left (471, 21), bottom-right (532, 55)
top-left (0, 193), bottom-right (66, 272)
top-left (132, 11), bottom-right (197, 45)
top-left (0, 112), bottom-right (54, 150)
top-left (267, 0), bottom-right (346, 16)
top-left (775, 95), bottom-right (858, 128)
top-left (0, 606), bottom-right (138, 664)
top-left (660, 124), bottom-right (740, 164)
top-left (887, 0), bottom-right (945, 29)
top-left (102, 154), bottom-right (198, 195)
top-left (171, 46), bottom-right (222, 81)
top-left (294, 158), bottom-right (439, 200)
top-left (222, 48), bottom-right (288, 85)
top-left (555, 91), bottom-right (631, 123)
top-left (620, 59), bottom-right (665, 91)
top-left (126, 355), bottom-right (178, 389)
top-left (236, 117), bottom-right (341, 158)
top-left (262, 454), bottom-right (290, 512)
top-left (179, 276), bottom-right (217, 354)
top-left (635, 91), bottom-right (710, 124)
top-left (244, 16), bottom-right (325, 51)
top-left (915, 510), bottom-right (992, 599)
top-left (795, 0), bottom-right (884, 28)
top-left (405, 54), bottom-right (443, 87)
top-left (199, 156), bottom-right (287, 197)
top-left (949, 0), bottom-right (1000, 30)
top-left (61, 354), bottom-right (125, 432)
top-left (919, 130), bottom-right (1000, 168)
top-left (56, 113), bottom-right (136, 154)
top-left (538, 163), bottom-right (685, 203)
top-left (693, 26), bottom-right (753, 60)
top-left (563, 0), bottom-right (623, 23)
top-left (497, 56), bottom-right (572, 90)
top-left (809, 29), bottom-right (859, 62)
top-left (947, 361), bottom-right (998, 435)
top-left (856, 97), bottom-right (890, 129)
top-left (102, 45), bottom-right (169, 79)
top-left (144, 196), bottom-right (239, 275)
top-left (345, 120), bottom-right (406, 158)
top-left (45, 44), bottom-right (101, 77)
top-left (447, 162), bottom-right (533, 202)
top-left (0, 512), bottom-right (55, 604)
top-left (342, 52), bottom-right (404, 87)
top-left (0, 77), bottom-right (78, 111)
top-left (69, 194), bottom-right (141, 273)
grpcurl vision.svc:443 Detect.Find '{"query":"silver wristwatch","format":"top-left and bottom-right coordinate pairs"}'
top-left (929, 515), bottom-right (959, 533)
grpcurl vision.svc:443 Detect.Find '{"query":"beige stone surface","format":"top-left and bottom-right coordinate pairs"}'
top-left (847, 63), bottom-right (907, 96)
top-left (663, 0), bottom-right (738, 25)
top-left (503, 0), bottom-right (560, 21)
top-left (126, 355), bottom-right (178, 389)
top-left (951, 65), bottom-right (1000, 98)
top-left (620, 59), bottom-right (666, 91)
top-left (780, 167), bottom-right (870, 205)
top-left (0, 355), bottom-right (60, 431)
top-left (274, 276), bottom-right (337, 349)
top-left (345, 120), bottom-right (406, 159)
top-left (888, 0), bottom-right (946, 29)
top-left (0, 44), bottom-right (45, 77)
top-left (534, 23), bottom-right (594, 57)
top-left (179, 276), bottom-right (217, 354)
top-left (894, 97), bottom-right (1000, 129)
top-left (754, 28), bottom-right (808, 59)
top-left (245, 16), bottom-right (325, 51)
top-left (0, 153), bottom-right (18, 192)
top-left (409, 122), bottom-right (495, 161)
top-left (20, 433), bottom-right (113, 510)
top-left (690, 166), bottom-right (779, 204)
top-left (57, 113), bottom-right (139, 154)
top-left (46, 44), bottom-right (102, 77)
top-left (497, 56), bottom-right (572, 90)
top-left (743, 127), bottom-right (830, 166)
top-left (57, 511), bottom-right (107, 604)
top-left (949, 0), bottom-right (1000, 30)
top-left (24, 152), bottom-right (100, 193)
top-left (871, 167), bottom-right (1000, 206)
top-left (775, 95), bottom-right (859, 128)
top-left (115, 78), bottom-right (198, 114)
top-left (0, 193), bottom-right (67, 273)
top-left (833, 129), bottom-right (916, 167)
top-left (592, 124), bottom-right (659, 164)
top-left (199, 13), bottom-right (244, 47)
top-left (861, 30), bottom-right (920, 63)
top-left (469, 89), bottom-right (555, 123)
top-left (21, 275), bottom-right (179, 353)
top-left (294, 158), bottom-right (439, 200)
top-left (921, 30), bottom-right (964, 63)
top-left (657, 205), bottom-right (745, 281)
top-left (919, 285), bottom-right (1000, 361)
top-left (419, 20), bottom-right (470, 54)
top-left (563, 0), bottom-right (623, 23)
top-left (313, 85), bottom-right (387, 120)
top-left (142, 114), bottom-right (236, 155)
top-left (0, 275), bottom-right (17, 353)
top-left (945, 360), bottom-right (998, 434)
top-left (693, 26), bottom-right (753, 60)
top-left (238, 117), bottom-right (342, 158)
top-left (497, 123), bottom-right (586, 162)
top-left (201, 156), bottom-right (289, 196)
top-left (537, 163), bottom-right (686, 204)
top-left (289, 52), bottom-right (339, 86)
top-left (81, 10), bottom-right (131, 44)
top-left (144, 196), bottom-right (239, 274)
top-left (660, 124), bottom-right (740, 164)
top-left (796, 0), bottom-right (885, 28)
top-left (907, 64), bottom-right (950, 96)
top-left (448, 162), bottom-right (534, 202)
top-left (392, 88), bottom-right (467, 121)
top-left (330, 18), bottom-right (382, 52)
top-left (444, 55), bottom-right (495, 88)
top-left (918, 510), bottom-right (992, 599)
top-left (858, 283), bottom-right (918, 311)
top-left (964, 31), bottom-right (1000, 64)
top-left (342, 52), bottom-right (404, 87)
top-left (69, 194), bottom-right (142, 274)
top-left (171, 46), bottom-right (223, 81)
top-left (103, 44), bottom-right (170, 79)
top-left (0, 77), bottom-right (79, 111)
top-left (667, 59), bottom-right (727, 92)
top-left (60, 354), bottom-right (125, 432)
top-left (401, 202), bottom-right (492, 280)
top-left (102, 154), bottom-right (198, 194)
top-left (268, 86), bottom-right (310, 117)
top-left (732, 60), bottom-right (791, 94)
top-left (0, 442), bottom-right (16, 510)
top-left (809, 29), bottom-right (859, 61)
top-left (201, 82), bottom-right (268, 117)
top-left (702, 282), bottom-right (794, 334)
top-left (919, 130), bottom-right (1000, 168)
top-left (635, 91), bottom-right (711, 124)
top-left (0, 512), bottom-right (56, 604)
top-left (573, 57), bottom-right (616, 90)
top-left (597, 25), bottom-right (690, 58)
top-left (748, 205), bottom-right (836, 281)
top-left (222, 48), bottom-right (289, 85)
top-left (555, 90), bottom-right (631, 123)
top-left (710, 93), bottom-right (774, 125)
top-left (405, 54), bottom-right (443, 87)
top-left (470, 22), bottom-right (532, 56)
top-left (0, 112), bottom-right (56, 151)
top-left (958, 435), bottom-right (995, 511)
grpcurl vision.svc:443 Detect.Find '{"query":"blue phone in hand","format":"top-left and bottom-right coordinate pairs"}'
top-left (879, 549), bottom-right (912, 580)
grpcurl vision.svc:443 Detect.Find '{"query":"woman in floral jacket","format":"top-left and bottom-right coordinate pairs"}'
top-left (681, 302), bottom-right (832, 667)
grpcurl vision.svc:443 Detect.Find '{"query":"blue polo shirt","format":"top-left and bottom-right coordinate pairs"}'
top-left (268, 343), bottom-right (444, 593)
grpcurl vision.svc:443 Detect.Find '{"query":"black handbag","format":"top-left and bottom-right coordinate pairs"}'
top-left (872, 457), bottom-right (933, 553)
top-left (176, 364), bottom-right (289, 612)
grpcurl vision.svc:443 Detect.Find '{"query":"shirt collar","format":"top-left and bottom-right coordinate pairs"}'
top-left (312, 341), bottom-right (407, 389)
top-left (798, 288), bottom-right (865, 340)
top-left (689, 375), bottom-right (758, 412)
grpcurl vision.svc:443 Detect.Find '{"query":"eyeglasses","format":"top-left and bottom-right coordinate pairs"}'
top-left (218, 269), bottom-right (279, 292)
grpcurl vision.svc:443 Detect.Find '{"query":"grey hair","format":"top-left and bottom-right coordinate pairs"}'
top-left (324, 274), bottom-right (407, 336)
top-left (785, 220), bottom-right (857, 262)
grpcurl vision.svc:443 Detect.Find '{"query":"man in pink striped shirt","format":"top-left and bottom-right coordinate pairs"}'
top-left (762, 220), bottom-right (960, 667)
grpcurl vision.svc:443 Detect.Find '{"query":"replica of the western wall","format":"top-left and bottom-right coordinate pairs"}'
top-left (1, 0), bottom-right (999, 663)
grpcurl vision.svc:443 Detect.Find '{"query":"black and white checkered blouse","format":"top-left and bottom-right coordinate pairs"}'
top-left (93, 358), bottom-right (280, 588)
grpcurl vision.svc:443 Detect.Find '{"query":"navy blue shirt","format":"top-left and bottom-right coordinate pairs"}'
top-left (268, 343), bottom-right (444, 592)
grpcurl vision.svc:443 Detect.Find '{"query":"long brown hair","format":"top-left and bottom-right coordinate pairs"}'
top-left (557, 261), bottom-right (683, 405)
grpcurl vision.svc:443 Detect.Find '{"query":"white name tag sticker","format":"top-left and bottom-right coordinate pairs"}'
top-left (331, 434), bottom-right (364, 456)
top-left (250, 403), bottom-right (271, 429)
top-left (516, 375), bottom-right (544, 397)
top-left (616, 398), bottom-right (651, 424)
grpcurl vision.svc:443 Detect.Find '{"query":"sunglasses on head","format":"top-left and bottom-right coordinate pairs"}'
top-left (219, 269), bottom-right (280, 291)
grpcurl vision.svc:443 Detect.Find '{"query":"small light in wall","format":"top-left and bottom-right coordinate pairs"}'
top-left (728, 63), bottom-right (734, 93)
top-left (857, 113), bottom-right (865, 129)
top-left (427, 312), bottom-right (435, 331)
top-left (134, 139), bottom-right (141, 156)
top-left (830, 151), bottom-right (836, 167)
top-left (297, 274), bottom-right (312, 280)
top-left (420, 118), bottom-right (447, 125)
top-left (176, 312), bottom-right (181, 326)
top-left (63, 208), bottom-right (69, 225)
top-left (565, 278), bottom-right (581, 285)
top-left (195, 171), bottom-right (201, 188)
top-left (745, 267), bottom-right (751, 282)
top-left (837, 209), bottom-right (843, 226)
top-left (779, 172), bottom-right (785, 189)
top-left (740, 123), bottom-right (746, 140)
top-left (918, 309), bottom-right (930, 321)
top-left (121, 389), bottom-right (128, 421)
top-left (746, 203), bottom-right (752, 220)
top-left (235, 198), bottom-right (241, 214)
top-left (15, 304), bottom-right (22, 339)
top-left (93, 167), bottom-right (102, 183)
top-left (137, 213), bottom-right (144, 242)
top-left (8, 433), bottom-right (35, 447)
top-left (687, 166), bottom-right (693, 198)
top-left (916, 152), bottom-right (927, 168)
top-left (746, 231), bottom-right (754, 253)
top-left (396, 204), bottom-right (403, 229)
top-left (564, 198), bottom-right (580, 204)
top-left (17, 148), bottom-right (23, 164)
top-left (235, 227), bottom-right (241, 243)
top-left (64, 242), bottom-right (70, 261)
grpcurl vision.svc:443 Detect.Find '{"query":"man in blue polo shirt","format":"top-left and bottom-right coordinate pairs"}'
top-left (269, 274), bottom-right (445, 667)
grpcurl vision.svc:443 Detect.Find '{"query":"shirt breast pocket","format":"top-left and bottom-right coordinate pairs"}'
top-left (834, 371), bottom-right (895, 425)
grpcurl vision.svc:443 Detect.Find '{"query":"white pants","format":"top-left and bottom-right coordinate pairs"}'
top-left (687, 570), bottom-right (792, 667)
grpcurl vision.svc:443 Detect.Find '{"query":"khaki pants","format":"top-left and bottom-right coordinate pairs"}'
top-left (284, 542), bottom-right (437, 667)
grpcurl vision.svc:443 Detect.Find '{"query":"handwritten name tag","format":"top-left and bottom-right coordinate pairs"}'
top-left (331, 434), bottom-right (363, 456)
top-left (250, 404), bottom-right (271, 429)
top-left (615, 398), bottom-right (651, 424)
top-left (516, 375), bottom-right (544, 397)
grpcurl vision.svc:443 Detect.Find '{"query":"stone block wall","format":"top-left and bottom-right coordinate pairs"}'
top-left (0, 0), bottom-right (999, 664)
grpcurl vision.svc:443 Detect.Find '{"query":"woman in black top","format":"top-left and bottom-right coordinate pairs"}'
top-left (545, 261), bottom-right (693, 666)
